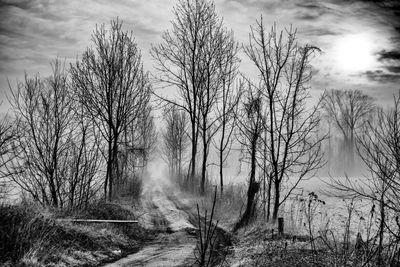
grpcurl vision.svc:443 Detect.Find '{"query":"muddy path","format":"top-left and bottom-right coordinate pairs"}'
top-left (104, 174), bottom-right (198, 267)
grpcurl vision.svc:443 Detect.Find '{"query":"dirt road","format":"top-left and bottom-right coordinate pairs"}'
top-left (105, 171), bottom-right (198, 267)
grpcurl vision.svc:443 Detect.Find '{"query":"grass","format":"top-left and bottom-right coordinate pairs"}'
top-left (220, 188), bottom-right (400, 267)
top-left (0, 201), bottom-right (154, 266)
top-left (173, 173), bottom-right (399, 266)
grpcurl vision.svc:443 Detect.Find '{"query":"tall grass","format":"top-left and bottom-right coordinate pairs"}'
top-left (0, 201), bottom-right (151, 266)
top-left (245, 190), bottom-right (400, 266)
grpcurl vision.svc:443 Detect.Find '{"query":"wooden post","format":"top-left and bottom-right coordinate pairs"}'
top-left (278, 217), bottom-right (284, 236)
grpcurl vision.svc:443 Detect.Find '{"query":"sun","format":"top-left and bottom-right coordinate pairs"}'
top-left (333, 34), bottom-right (376, 73)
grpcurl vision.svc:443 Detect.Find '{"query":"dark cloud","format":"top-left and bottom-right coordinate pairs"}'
top-left (295, 2), bottom-right (328, 21)
top-left (363, 69), bottom-right (400, 82)
top-left (377, 50), bottom-right (400, 61)
top-left (386, 66), bottom-right (400, 73)
top-left (0, 0), bottom-right (66, 21)
top-left (296, 2), bottom-right (321, 10)
top-left (0, 0), bottom-right (34, 10)
top-left (299, 28), bottom-right (339, 36)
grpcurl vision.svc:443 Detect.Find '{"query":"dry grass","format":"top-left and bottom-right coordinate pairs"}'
top-left (223, 190), bottom-right (400, 266)
top-left (0, 201), bottom-right (154, 266)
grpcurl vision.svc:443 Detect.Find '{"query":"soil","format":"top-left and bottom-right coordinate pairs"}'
top-left (104, 173), bottom-right (198, 267)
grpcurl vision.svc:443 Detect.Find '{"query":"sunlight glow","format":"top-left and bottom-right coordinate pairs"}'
top-left (333, 34), bottom-right (376, 73)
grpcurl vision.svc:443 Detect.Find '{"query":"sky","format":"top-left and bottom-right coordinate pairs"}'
top-left (0, 0), bottom-right (400, 108)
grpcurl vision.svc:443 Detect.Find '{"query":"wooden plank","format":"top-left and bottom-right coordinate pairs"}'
top-left (57, 219), bottom-right (138, 223)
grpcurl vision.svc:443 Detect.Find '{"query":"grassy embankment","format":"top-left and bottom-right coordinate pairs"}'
top-left (0, 200), bottom-right (155, 267)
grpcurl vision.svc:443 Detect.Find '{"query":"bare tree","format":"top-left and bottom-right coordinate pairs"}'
top-left (208, 30), bottom-right (240, 195)
top-left (7, 60), bottom-right (102, 209)
top-left (152, 0), bottom-right (238, 194)
top-left (322, 89), bottom-right (375, 173)
top-left (197, 23), bottom-right (239, 194)
top-left (151, 0), bottom-right (204, 183)
top-left (234, 83), bottom-right (264, 230)
top-left (136, 101), bottom-right (157, 167)
top-left (0, 112), bottom-right (17, 199)
top-left (71, 19), bottom-right (150, 201)
top-left (161, 106), bottom-right (190, 184)
top-left (213, 81), bottom-right (241, 195)
top-left (8, 62), bottom-right (73, 207)
top-left (65, 107), bottom-right (103, 210)
top-left (244, 20), bottom-right (325, 222)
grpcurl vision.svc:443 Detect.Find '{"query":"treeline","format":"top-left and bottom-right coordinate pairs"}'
top-left (0, 20), bottom-right (156, 210)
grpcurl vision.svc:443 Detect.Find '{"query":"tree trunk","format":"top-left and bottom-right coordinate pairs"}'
top-left (378, 191), bottom-right (385, 266)
top-left (349, 132), bottom-right (355, 173)
top-left (234, 134), bottom-right (259, 231)
top-left (266, 175), bottom-right (272, 221)
top-left (200, 126), bottom-right (207, 195)
top-left (219, 118), bottom-right (226, 195)
top-left (272, 178), bottom-right (280, 221)
top-left (263, 168), bottom-right (266, 220)
top-left (49, 174), bottom-right (58, 208)
top-left (190, 119), bottom-right (197, 184)
top-left (219, 150), bottom-right (224, 195)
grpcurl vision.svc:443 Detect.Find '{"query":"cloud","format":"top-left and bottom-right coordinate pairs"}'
top-left (363, 69), bottom-right (400, 83)
top-left (385, 66), bottom-right (400, 73)
top-left (377, 50), bottom-right (400, 61)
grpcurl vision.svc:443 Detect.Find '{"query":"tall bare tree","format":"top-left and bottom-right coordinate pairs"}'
top-left (322, 89), bottom-right (375, 173)
top-left (152, 0), bottom-right (238, 194)
top-left (234, 83), bottom-right (264, 230)
top-left (244, 20), bottom-right (325, 222)
top-left (9, 62), bottom-right (73, 207)
top-left (7, 60), bottom-right (102, 209)
top-left (208, 30), bottom-right (240, 195)
top-left (71, 19), bottom-right (150, 201)
top-left (161, 106), bottom-right (190, 184)
top-left (136, 101), bottom-right (157, 167)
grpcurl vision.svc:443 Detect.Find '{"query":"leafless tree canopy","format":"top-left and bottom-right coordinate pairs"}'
top-left (322, 89), bottom-right (375, 173)
top-left (235, 19), bottom-right (326, 227)
top-left (71, 19), bottom-right (151, 201)
top-left (7, 60), bottom-right (102, 209)
top-left (0, 111), bottom-right (17, 199)
top-left (152, 0), bottom-right (239, 194)
top-left (161, 106), bottom-right (190, 184)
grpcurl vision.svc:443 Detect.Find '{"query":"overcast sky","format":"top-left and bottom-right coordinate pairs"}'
top-left (1, 0), bottom-right (399, 107)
